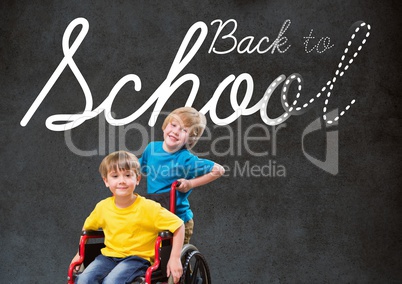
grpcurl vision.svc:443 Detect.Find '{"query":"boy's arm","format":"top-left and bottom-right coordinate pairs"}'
top-left (177, 163), bottom-right (225, 193)
top-left (166, 224), bottom-right (185, 283)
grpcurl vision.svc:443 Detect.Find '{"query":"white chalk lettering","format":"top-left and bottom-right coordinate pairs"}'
top-left (20, 18), bottom-right (371, 132)
top-left (208, 19), bottom-right (291, 54)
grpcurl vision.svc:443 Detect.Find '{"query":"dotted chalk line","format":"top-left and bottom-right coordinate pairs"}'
top-left (260, 21), bottom-right (371, 125)
top-left (323, 22), bottom-right (371, 124)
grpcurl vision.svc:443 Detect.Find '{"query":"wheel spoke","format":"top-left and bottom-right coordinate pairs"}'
top-left (190, 260), bottom-right (200, 284)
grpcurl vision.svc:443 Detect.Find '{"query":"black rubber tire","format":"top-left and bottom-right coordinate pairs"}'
top-left (180, 244), bottom-right (198, 264)
top-left (181, 250), bottom-right (211, 284)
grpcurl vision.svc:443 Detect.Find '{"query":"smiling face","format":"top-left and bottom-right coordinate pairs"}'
top-left (161, 107), bottom-right (207, 150)
top-left (103, 169), bottom-right (140, 198)
top-left (163, 119), bottom-right (190, 152)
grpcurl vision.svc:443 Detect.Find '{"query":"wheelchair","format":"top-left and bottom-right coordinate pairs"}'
top-left (67, 181), bottom-right (211, 284)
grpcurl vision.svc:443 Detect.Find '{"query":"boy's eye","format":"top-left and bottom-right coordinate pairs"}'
top-left (170, 121), bottom-right (188, 133)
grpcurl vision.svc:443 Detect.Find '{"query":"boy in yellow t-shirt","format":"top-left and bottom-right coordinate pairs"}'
top-left (70, 151), bottom-right (184, 283)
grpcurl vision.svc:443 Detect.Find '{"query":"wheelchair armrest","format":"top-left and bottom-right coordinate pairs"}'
top-left (68, 230), bottom-right (105, 283)
top-left (145, 231), bottom-right (174, 283)
top-left (158, 230), bottom-right (173, 238)
top-left (81, 229), bottom-right (105, 237)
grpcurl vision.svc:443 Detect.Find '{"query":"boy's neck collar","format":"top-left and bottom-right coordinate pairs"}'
top-left (114, 193), bottom-right (137, 209)
top-left (162, 141), bottom-right (188, 153)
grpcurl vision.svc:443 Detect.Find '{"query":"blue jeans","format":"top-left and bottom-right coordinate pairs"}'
top-left (75, 254), bottom-right (150, 284)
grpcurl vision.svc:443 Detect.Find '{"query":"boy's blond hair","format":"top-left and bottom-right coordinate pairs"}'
top-left (99, 151), bottom-right (141, 178)
top-left (162, 107), bottom-right (207, 149)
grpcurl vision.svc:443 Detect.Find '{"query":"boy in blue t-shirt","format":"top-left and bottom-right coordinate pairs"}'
top-left (139, 107), bottom-right (225, 244)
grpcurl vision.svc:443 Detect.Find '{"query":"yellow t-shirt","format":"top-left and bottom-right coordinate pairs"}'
top-left (83, 194), bottom-right (183, 262)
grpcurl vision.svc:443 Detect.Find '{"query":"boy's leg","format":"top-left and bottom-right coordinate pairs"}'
top-left (184, 219), bottom-right (194, 244)
top-left (75, 254), bottom-right (115, 284)
top-left (102, 256), bottom-right (150, 284)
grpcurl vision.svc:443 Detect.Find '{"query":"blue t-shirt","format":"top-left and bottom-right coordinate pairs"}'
top-left (139, 141), bottom-right (214, 222)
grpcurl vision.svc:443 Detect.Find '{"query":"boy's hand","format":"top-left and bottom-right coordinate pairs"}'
top-left (70, 252), bottom-right (81, 272)
top-left (176, 179), bottom-right (192, 193)
top-left (176, 163), bottom-right (225, 193)
top-left (167, 257), bottom-right (183, 283)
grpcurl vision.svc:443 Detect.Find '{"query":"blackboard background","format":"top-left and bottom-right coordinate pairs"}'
top-left (1, 1), bottom-right (401, 283)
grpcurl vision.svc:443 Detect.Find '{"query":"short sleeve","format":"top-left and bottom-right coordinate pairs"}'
top-left (154, 205), bottom-right (183, 233)
top-left (181, 154), bottom-right (215, 179)
top-left (83, 203), bottom-right (102, 230)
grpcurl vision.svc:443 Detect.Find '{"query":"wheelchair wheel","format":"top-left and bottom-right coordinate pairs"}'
top-left (180, 244), bottom-right (198, 263)
top-left (181, 250), bottom-right (211, 284)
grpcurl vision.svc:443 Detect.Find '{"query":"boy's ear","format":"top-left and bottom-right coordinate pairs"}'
top-left (136, 175), bottom-right (141, 185)
top-left (103, 177), bottom-right (109, 187)
top-left (186, 136), bottom-right (196, 149)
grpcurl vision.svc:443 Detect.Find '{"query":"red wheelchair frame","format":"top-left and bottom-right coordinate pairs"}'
top-left (67, 181), bottom-right (211, 284)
